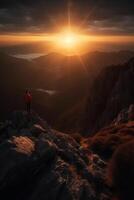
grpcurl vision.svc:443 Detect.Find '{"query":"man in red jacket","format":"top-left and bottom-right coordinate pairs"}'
top-left (24, 90), bottom-right (32, 113)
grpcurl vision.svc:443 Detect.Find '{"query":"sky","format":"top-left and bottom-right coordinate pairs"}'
top-left (0, 0), bottom-right (134, 52)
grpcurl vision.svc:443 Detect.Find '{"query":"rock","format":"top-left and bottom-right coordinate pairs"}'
top-left (35, 138), bottom-right (58, 158)
top-left (30, 124), bottom-right (46, 137)
top-left (112, 104), bottom-right (134, 126)
top-left (0, 111), bottom-right (110, 200)
top-left (100, 193), bottom-right (111, 200)
top-left (20, 128), bottom-right (32, 137)
top-left (10, 136), bottom-right (35, 155)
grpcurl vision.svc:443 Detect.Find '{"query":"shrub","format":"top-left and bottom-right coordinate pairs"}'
top-left (89, 134), bottom-right (122, 159)
top-left (87, 122), bottom-right (134, 159)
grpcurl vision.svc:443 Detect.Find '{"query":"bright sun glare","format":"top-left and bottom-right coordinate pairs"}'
top-left (60, 33), bottom-right (77, 48)
top-left (53, 29), bottom-right (89, 53)
top-left (44, 26), bottom-right (92, 54)
top-left (55, 31), bottom-right (79, 49)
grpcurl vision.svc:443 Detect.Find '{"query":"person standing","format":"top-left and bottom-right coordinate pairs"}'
top-left (24, 90), bottom-right (32, 113)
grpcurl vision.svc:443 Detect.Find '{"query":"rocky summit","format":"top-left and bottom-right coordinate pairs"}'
top-left (0, 111), bottom-right (110, 200)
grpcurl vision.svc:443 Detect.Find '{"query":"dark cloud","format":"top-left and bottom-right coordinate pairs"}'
top-left (0, 0), bottom-right (134, 34)
top-left (87, 15), bottom-right (134, 35)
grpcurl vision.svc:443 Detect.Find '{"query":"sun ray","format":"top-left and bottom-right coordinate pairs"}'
top-left (68, 1), bottom-right (71, 28)
top-left (70, 0), bottom-right (102, 33)
top-left (75, 52), bottom-right (89, 77)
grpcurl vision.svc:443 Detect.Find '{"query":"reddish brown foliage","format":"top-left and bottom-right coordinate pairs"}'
top-left (86, 121), bottom-right (134, 159)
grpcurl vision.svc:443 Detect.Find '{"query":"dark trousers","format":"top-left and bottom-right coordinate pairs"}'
top-left (26, 102), bottom-right (31, 113)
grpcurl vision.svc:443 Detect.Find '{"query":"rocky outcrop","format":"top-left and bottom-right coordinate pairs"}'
top-left (112, 104), bottom-right (134, 125)
top-left (83, 58), bottom-right (134, 135)
top-left (0, 111), bottom-right (110, 200)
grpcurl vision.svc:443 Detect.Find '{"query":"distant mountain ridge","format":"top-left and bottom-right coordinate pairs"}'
top-left (0, 51), bottom-right (134, 130)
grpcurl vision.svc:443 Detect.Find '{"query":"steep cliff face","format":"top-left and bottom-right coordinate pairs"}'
top-left (83, 58), bottom-right (134, 135)
top-left (0, 111), bottom-right (110, 200)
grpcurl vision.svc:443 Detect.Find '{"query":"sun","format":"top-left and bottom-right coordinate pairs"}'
top-left (62, 33), bottom-right (77, 48)
top-left (50, 28), bottom-right (91, 54)
top-left (56, 32), bottom-right (78, 49)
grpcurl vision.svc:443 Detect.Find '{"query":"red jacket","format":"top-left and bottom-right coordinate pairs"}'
top-left (24, 93), bottom-right (32, 103)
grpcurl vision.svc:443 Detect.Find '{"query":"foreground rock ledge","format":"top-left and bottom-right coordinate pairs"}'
top-left (0, 111), bottom-right (110, 200)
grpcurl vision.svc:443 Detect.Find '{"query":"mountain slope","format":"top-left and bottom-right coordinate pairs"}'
top-left (83, 58), bottom-right (134, 135)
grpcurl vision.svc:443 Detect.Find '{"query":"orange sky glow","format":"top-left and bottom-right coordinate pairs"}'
top-left (1, 32), bottom-right (134, 54)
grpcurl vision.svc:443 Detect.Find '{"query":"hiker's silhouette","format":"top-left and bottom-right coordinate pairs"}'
top-left (24, 90), bottom-right (32, 113)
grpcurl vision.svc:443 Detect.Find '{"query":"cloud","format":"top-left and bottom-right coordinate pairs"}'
top-left (0, 0), bottom-right (134, 34)
top-left (88, 15), bottom-right (134, 35)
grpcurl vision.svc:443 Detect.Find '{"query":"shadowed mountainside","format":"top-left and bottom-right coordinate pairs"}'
top-left (83, 57), bottom-right (134, 135)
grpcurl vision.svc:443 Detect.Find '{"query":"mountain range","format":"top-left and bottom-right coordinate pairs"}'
top-left (0, 50), bottom-right (134, 133)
